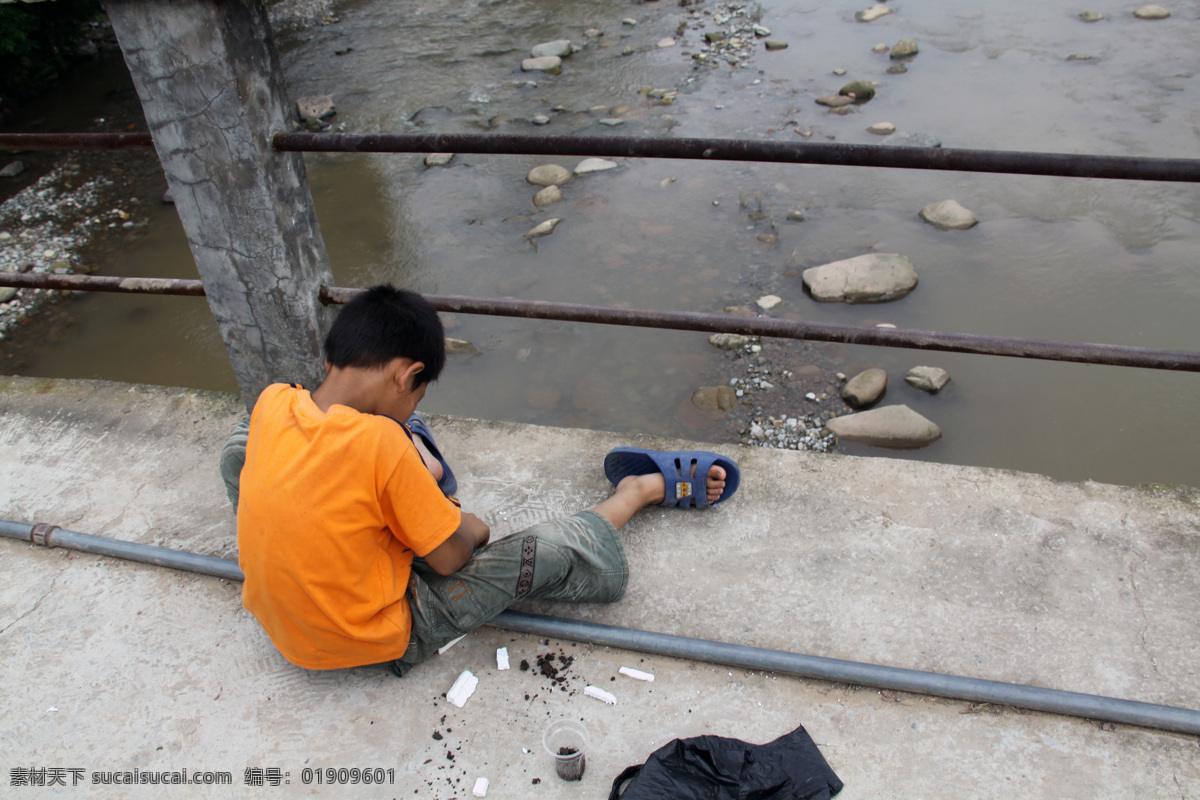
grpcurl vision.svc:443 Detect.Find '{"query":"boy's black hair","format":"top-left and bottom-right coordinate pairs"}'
top-left (323, 285), bottom-right (445, 386)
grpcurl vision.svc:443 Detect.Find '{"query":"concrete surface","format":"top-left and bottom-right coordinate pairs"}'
top-left (1, 375), bottom-right (1198, 799)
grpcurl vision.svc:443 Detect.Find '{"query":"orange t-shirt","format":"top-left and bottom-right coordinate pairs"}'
top-left (237, 384), bottom-right (461, 670)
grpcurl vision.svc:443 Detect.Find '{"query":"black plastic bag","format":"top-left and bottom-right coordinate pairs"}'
top-left (608, 724), bottom-right (843, 800)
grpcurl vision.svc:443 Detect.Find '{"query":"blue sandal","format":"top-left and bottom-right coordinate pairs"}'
top-left (603, 447), bottom-right (741, 508)
top-left (405, 413), bottom-right (458, 498)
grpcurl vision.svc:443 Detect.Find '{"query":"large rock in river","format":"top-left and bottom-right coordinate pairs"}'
top-left (803, 253), bottom-right (918, 303)
top-left (919, 199), bottom-right (978, 230)
top-left (825, 405), bottom-right (941, 448)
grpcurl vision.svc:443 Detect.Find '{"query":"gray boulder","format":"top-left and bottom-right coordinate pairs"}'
top-left (424, 153), bottom-right (454, 167)
top-left (891, 39), bottom-right (919, 58)
top-left (526, 164), bottom-right (572, 186)
top-left (841, 368), bottom-right (887, 408)
top-left (803, 253), bottom-right (918, 303)
top-left (522, 56), bottom-right (562, 73)
top-left (531, 40), bottom-right (572, 58)
top-left (839, 80), bottom-right (876, 102)
top-left (905, 366), bottom-right (951, 393)
top-left (708, 333), bottom-right (750, 350)
top-left (296, 95), bottom-right (335, 121)
top-left (533, 185), bottom-right (563, 208)
top-left (919, 199), bottom-right (978, 230)
top-left (825, 405), bottom-right (941, 448)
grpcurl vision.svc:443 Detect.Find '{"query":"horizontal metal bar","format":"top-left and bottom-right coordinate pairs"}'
top-left (0, 132), bottom-right (155, 151)
top-left (274, 132), bottom-right (1200, 183)
top-left (2, 272), bottom-right (1196, 372)
top-left (4, 516), bottom-right (1199, 735)
top-left (0, 272), bottom-right (206, 296)
top-left (323, 286), bottom-right (1200, 373)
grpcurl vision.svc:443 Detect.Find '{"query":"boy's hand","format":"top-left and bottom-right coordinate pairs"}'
top-left (423, 512), bottom-right (490, 576)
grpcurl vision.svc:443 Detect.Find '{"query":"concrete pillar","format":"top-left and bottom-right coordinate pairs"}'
top-left (103, 0), bottom-right (334, 407)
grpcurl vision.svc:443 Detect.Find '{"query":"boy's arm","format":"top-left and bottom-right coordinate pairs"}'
top-left (421, 512), bottom-right (491, 576)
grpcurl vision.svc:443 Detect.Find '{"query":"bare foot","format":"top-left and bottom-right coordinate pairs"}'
top-left (614, 462), bottom-right (727, 506)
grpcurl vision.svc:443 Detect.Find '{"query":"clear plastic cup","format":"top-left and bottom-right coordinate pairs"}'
top-left (543, 719), bottom-right (588, 781)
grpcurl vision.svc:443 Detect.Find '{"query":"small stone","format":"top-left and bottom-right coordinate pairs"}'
top-left (841, 368), bottom-right (888, 409)
top-left (867, 122), bottom-right (896, 135)
top-left (705, 31), bottom-right (726, 43)
top-left (531, 40), bottom-right (572, 58)
top-left (524, 218), bottom-right (561, 238)
top-left (531, 114), bottom-right (551, 125)
top-left (1066, 53), bottom-right (1095, 61)
top-left (757, 233), bottom-right (777, 245)
top-left (622, 47), bottom-right (635, 56)
top-left (610, 104), bottom-right (634, 116)
top-left (692, 385), bottom-right (738, 412)
top-left (905, 366), bottom-right (951, 393)
top-left (0, 287), bottom-right (17, 303)
top-left (805, 392), bottom-right (817, 401)
top-left (871, 43), bottom-right (889, 53)
top-left (574, 158), bottom-right (618, 175)
top-left (622, 17), bottom-right (637, 25)
top-left (296, 95), bottom-right (336, 121)
top-left (856, 4), bottom-right (893, 22)
top-left (42, 250), bottom-right (55, 258)
top-left (890, 39), bottom-right (919, 58)
top-left (816, 95), bottom-right (855, 108)
top-left (162, 189), bottom-right (175, 204)
top-left (887, 63), bottom-right (908, 74)
top-left (709, 333), bottom-right (750, 350)
top-left (425, 153), bottom-right (454, 167)
top-left (445, 338), bottom-right (480, 355)
top-left (833, 68), bottom-right (847, 76)
top-left (533, 185), bottom-right (563, 208)
top-left (584, 28), bottom-right (602, 38)
top-left (1133, 5), bottom-right (1170, 19)
top-left (919, 199), bottom-right (978, 230)
top-left (764, 40), bottom-right (789, 51)
top-left (526, 164), bottom-right (572, 186)
top-left (0, 232), bottom-right (11, 240)
top-left (753, 25), bottom-right (772, 36)
top-left (1079, 10), bottom-right (1103, 21)
top-left (598, 118), bottom-right (625, 126)
top-left (657, 37), bottom-right (677, 48)
top-left (0, 161), bottom-right (26, 178)
top-left (522, 56), bottom-right (562, 73)
top-left (757, 294), bottom-right (783, 310)
top-left (839, 80), bottom-right (876, 102)
top-left (787, 210), bottom-right (806, 221)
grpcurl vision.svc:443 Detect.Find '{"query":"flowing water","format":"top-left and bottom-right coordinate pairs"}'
top-left (3, 0), bottom-right (1199, 488)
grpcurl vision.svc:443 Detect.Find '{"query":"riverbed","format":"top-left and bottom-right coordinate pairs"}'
top-left (1, 0), bottom-right (1197, 488)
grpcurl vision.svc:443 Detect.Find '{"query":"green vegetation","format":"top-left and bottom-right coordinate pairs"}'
top-left (0, 0), bottom-right (104, 106)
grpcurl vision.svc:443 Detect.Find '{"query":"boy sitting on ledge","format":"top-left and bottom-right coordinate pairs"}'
top-left (220, 285), bottom-right (740, 676)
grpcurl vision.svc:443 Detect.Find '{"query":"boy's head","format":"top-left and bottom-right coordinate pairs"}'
top-left (323, 285), bottom-right (445, 388)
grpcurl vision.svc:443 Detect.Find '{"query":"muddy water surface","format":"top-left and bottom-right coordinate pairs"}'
top-left (4, 0), bottom-right (1199, 488)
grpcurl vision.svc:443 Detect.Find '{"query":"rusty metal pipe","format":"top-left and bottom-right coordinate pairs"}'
top-left (2, 272), bottom-right (1197, 372)
top-left (274, 132), bottom-right (1200, 183)
top-left (0, 272), bottom-right (205, 296)
top-left (322, 286), bottom-right (1200, 373)
top-left (0, 132), bottom-right (155, 151)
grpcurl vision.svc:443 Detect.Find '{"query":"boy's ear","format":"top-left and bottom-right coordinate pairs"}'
top-left (396, 360), bottom-right (425, 393)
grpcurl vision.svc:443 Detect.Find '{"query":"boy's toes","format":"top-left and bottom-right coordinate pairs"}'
top-left (706, 464), bottom-right (727, 502)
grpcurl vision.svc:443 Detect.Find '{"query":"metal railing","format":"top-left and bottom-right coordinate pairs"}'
top-left (3, 130), bottom-right (1199, 376)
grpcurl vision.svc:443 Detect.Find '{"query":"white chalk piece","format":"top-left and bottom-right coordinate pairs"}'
top-left (437, 634), bottom-right (467, 655)
top-left (472, 776), bottom-right (489, 797)
top-left (497, 647), bottom-right (510, 670)
top-left (619, 666), bottom-right (655, 682)
top-left (447, 670), bottom-right (479, 708)
top-left (584, 685), bottom-right (618, 705)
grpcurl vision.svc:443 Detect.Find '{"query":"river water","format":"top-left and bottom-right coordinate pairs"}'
top-left (3, 0), bottom-right (1198, 488)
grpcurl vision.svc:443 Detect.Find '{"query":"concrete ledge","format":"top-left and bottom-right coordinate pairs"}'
top-left (1, 377), bottom-right (1198, 797)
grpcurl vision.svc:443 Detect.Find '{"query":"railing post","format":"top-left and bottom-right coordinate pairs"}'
top-left (102, 0), bottom-right (333, 408)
